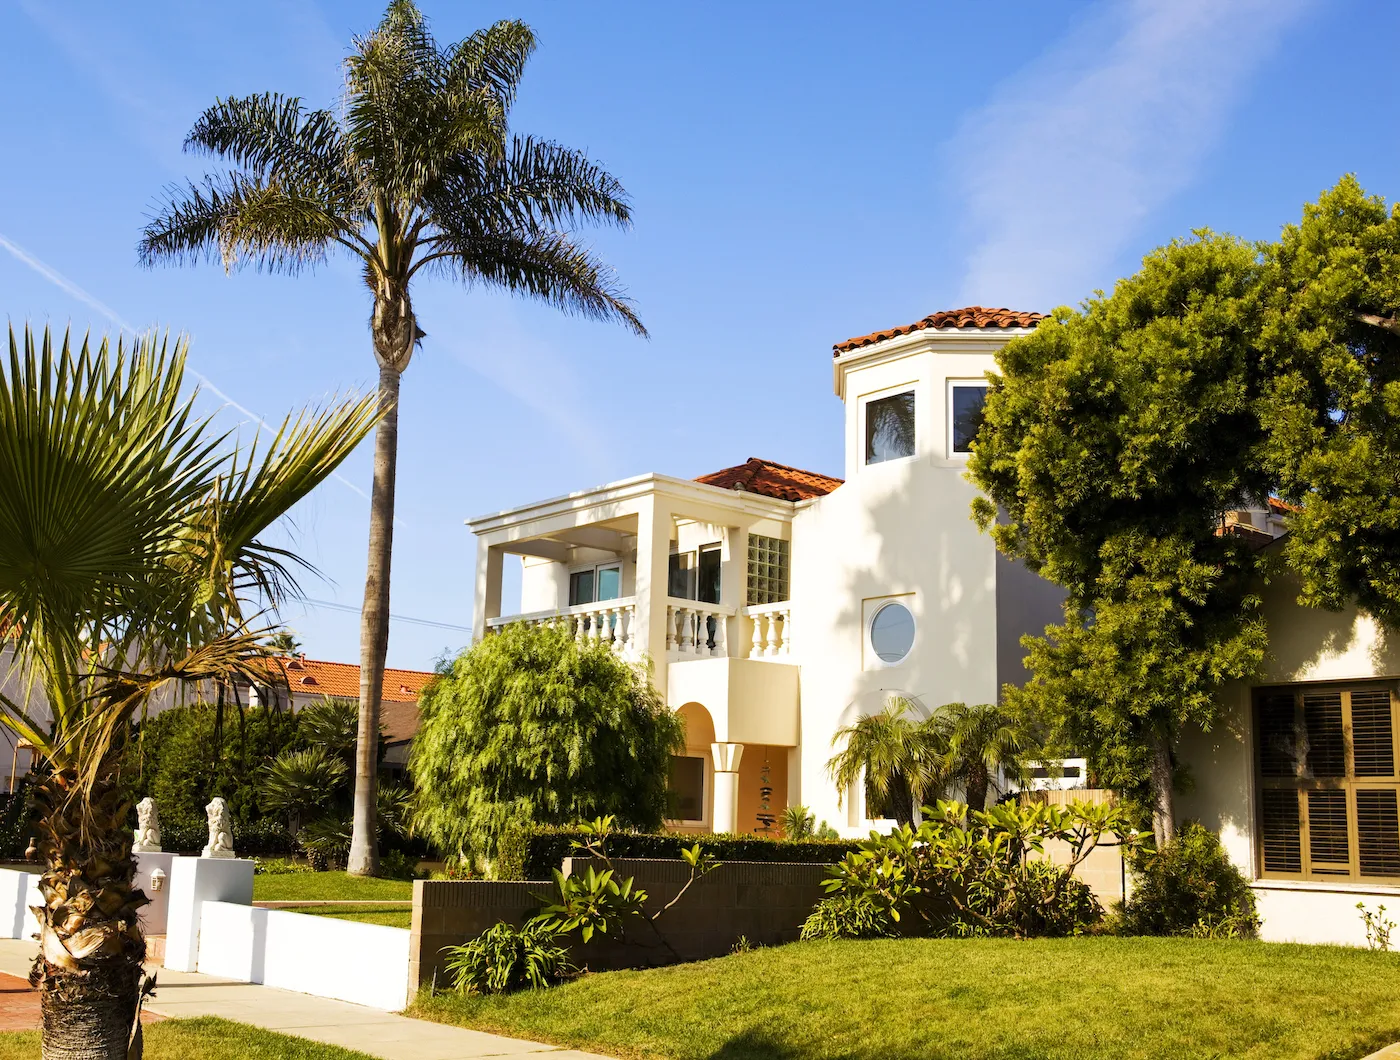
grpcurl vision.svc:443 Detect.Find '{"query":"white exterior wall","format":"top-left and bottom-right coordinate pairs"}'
top-left (1177, 564), bottom-right (1400, 945)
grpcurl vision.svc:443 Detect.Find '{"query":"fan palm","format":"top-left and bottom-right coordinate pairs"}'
top-left (933, 701), bottom-right (1029, 812)
top-left (139, 1), bottom-right (645, 876)
top-left (826, 698), bottom-right (946, 828)
top-left (262, 746), bottom-right (348, 837)
top-left (0, 325), bottom-right (377, 1058)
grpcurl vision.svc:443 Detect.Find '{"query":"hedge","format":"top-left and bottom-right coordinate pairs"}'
top-left (496, 825), bottom-right (862, 881)
top-left (158, 819), bottom-right (296, 857)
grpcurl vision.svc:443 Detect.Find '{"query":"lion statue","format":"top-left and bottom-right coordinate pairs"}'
top-left (132, 797), bottom-right (162, 853)
top-left (201, 796), bottom-right (236, 859)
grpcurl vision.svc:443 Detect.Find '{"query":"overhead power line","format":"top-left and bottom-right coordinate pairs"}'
top-left (302, 597), bottom-right (472, 634)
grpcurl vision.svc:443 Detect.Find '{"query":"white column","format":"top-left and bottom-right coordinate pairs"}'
top-left (750, 613), bottom-right (764, 659)
top-left (764, 613), bottom-right (780, 657)
top-left (634, 497), bottom-right (674, 688)
top-left (471, 539), bottom-right (504, 643)
top-left (711, 742), bottom-right (744, 835)
top-left (781, 608), bottom-right (793, 655)
top-left (711, 610), bottom-right (726, 658)
top-left (720, 523), bottom-right (748, 661)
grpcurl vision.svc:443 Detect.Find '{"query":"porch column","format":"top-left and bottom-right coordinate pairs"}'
top-left (472, 539), bottom-right (503, 644)
top-left (720, 522), bottom-right (749, 651)
top-left (633, 496), bottom-right (675, 684)
top-left (711, 742), bottom-right (744, 835)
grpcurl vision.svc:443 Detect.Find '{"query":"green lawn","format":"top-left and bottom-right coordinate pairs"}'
top-left (409, 936), bottom-right (1400, 1060)
top-left (0, 1017), bottom-right (375, 1059)
top-left (297, 904), bottom-right (412, 929)
top-left (252, 873), bottom-right (413, 902)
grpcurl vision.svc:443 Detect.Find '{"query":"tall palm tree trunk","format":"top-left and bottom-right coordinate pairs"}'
top-left (965, 763), bottom-right (990, 814)
top-left (30, 766), bottom-right (148, 1059)
top-left (349, 362), bottom-right (400, 877)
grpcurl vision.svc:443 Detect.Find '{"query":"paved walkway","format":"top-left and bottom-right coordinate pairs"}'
top-left (0, 940), bottom-right (610, 1060)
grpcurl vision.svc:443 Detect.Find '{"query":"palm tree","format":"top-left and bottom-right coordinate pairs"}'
top-left (138, 2), bottom-right (645, 876)
top-left (0, 325), bottom-right (377, 1058)
top-left (262, 746), bottom-right (348, 837)
top-left (933, 701), bottom-right (1029, 812)
top-left (826, 698), bottom-right (945, 827)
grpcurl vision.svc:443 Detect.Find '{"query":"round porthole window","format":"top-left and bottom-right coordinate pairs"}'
top-left (870, 601), bottom-right (915, 664)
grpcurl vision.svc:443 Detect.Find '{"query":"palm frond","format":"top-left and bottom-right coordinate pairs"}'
top-left (421, 227), bottom-right (645, 336)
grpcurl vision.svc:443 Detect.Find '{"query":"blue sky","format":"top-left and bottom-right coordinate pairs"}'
top-left (0, 0), bottom-right (1394, 671)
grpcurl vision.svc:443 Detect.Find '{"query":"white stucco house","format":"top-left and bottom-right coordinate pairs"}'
top-left (468, 306), bottom-right (1065, 838)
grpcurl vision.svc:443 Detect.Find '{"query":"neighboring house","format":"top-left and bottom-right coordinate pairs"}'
top-left (468, 307), bottom-right (1066, 837)
top-left (0, 651), bottom-right (435, 789)
top-left (240, 655), bottom-right (435, 773)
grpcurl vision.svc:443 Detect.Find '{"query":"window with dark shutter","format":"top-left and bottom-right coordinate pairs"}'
top-left (1255, 684), bottom-right (1400, 883)
top-left (1260, 789), bottom-right (1302, 873)
top-left (1352, 690), bottom-right (1395, 777)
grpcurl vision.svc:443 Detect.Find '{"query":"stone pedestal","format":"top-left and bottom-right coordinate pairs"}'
top-left (163, 855), bottom-right (255, 972)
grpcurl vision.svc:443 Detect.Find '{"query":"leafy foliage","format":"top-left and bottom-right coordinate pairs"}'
top-left (967, 234), bottom-right (1277, 838)
top-left (805, 799), bottom-right (1143, 940)
top-left (261, 746), bottom-right (347, 837)
top-left (410, 623), bottom-right (685, 864)
top-left (780, 806), bottom-right (815, 840)
top-left (495, 824), bottom-right (858, 882)
top-left (443, 921), bottom-right (574, 996)
top-left (1121, 821), bottom-right (1258, 938)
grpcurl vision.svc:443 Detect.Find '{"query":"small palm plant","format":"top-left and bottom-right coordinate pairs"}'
top-left (261, 746), bottom-right (347, 837)
top-left (826, 698), bottom-right (946, 827)
top-left (139, 1), bottom-right (646, 876)
top-left (0, 325), bottom-right (377, 1057)
top-left (934, 701), bottom-right (1029, 812)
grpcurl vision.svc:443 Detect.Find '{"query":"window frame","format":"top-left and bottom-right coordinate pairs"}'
top-left (947, 379), bottom-right (989, 459)
top-left (668, 543), bottom-right (722, 604)
top-left (666, 753), bottom-right (710, 827)
top-left (867, 598), bottom-right (916, 668)
top-left (1253, 681), bottom-right (1400, 884)
top-left (567, 560), bottom-right (623, 607)
top-left (863, 388), bottom-right (917, 467)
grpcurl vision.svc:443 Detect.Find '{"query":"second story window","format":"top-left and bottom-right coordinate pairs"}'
top-left (865, 390), bottom-right (916, 464)
top-left (747, 535), bottom-right (790, 605)
top-left (569, 562), bottom-right (621, 606)
top-left (949, 381), bottom-right (988, 456)
top-left (669, 544), bottom-right (721, 603)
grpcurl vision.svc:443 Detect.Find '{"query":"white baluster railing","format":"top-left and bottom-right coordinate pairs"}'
top-left (485, 598), bottom-right (639, 660)
top-left (741, 602), bottom-right (793, 659)
top-left (665, 598), bottom-right (736, 660)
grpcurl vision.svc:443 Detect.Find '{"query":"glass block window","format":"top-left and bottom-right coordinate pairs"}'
top-left (1255, 684), bottom-right (1400, 883)
top-left (747, 535), bottom-right (790, 605)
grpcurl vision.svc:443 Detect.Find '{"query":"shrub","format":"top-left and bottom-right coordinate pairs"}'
top-left (496, 824), bottom-right (859, 881)
top-left (811, 799), bottom-right (1141, 939)
top-left (253, 857), bottom-right (312, 876)
top-left (782, 806), bottom-right (815, 839)
top-left (377, 848), bottom-right (422, 881)
top-left (442, 921), bottom-right (574, 995)
top-left (1122, 821), bottom-right (1258, 937)
top-left (801, 891), bottom-right (896, 940)
top-left (410, 623), bottom-right (685, 864)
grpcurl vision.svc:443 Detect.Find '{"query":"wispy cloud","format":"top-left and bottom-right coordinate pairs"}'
top-left (0, 231), bottom-right (370, 502)
top-left (951, 0), bottom-right (1313, 310)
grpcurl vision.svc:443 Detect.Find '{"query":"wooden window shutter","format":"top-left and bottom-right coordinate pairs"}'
top-left (1303, 691), bottom-right (1346, 778)
top-left (1260, 788), bottom-right (1302, 873)
top-left (1351, 690), bottom-right (1396, 777)
top-left (1356, 789), bottom-right (1400, 877)
top-left (1306, 789), bottom-right (1350, 874)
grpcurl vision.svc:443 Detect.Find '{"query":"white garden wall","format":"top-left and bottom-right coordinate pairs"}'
top-left (196, 900), bottom-right (409, 1010)
top-left (0, 869), bottom-right (40, 940)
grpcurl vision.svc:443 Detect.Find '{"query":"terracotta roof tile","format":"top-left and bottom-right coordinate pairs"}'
top-left (260, 656), bottom-right (434, 744)
top-left (834, 306), bottom-right (1044, 355)
top-left (695, 458), bottom-right (843, 502)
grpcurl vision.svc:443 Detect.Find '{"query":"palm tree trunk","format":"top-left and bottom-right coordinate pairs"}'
top-left (1150, 728), bottom-right (1176, 848)
top-left (965, 763), bottom-right (990, 813)
top-left (30, 769), bottom-right (147, 1059)
top-left (348, 362), bottom-right (400, 877)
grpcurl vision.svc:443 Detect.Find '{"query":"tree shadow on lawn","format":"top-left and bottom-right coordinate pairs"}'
top-left (699, 1025), bottom-right (1400, 1060)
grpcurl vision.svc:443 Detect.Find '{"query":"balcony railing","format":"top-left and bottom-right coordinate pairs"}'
top-left (665, 598), bottom-right (737, 659)
top-left (486, 597), bottom-right (638, 658)
top-left (742, 601), bottom-right (793, 657)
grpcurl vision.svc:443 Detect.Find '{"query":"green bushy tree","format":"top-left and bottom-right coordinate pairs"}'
top-left (409, 623), bottom-right (684, 865)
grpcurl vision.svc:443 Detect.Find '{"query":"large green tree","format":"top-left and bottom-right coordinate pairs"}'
top-left (139, 1), bottom-right (644, 876)
top-left (409, 623), bottom-right (683, 866)
top-left (826, 699), bottom-right (945, 827)
top-left (968, 233), bottom-right (1277, 844)
top-left (0, 326), bottom-right (375, 1058)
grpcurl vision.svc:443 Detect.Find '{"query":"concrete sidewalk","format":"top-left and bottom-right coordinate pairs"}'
top-left (0, 939), bottom-right (609, 1060)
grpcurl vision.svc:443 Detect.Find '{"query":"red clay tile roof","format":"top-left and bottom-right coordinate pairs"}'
top-left (267, 656), bottom-right (434, 744)
top-left (695, 458), bottom-right (843, 502)
top-left (834, 306), bottom-right (1044, 355)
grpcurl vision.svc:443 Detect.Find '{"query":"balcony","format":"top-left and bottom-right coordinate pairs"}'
top-left (486, 598), bottom-right (639, 658)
